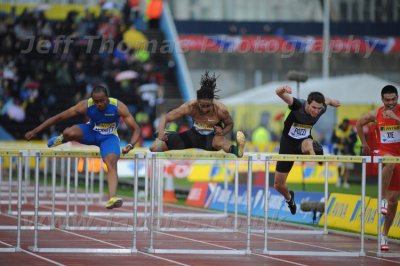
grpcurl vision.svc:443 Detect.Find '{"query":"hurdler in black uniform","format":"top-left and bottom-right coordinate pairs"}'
top-left (274, 86), bottom-right (341, 215)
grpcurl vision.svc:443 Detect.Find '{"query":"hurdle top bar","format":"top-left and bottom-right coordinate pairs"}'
top-left (0, 150), bottom-right (23, 156)
top-left (259, 154), bottom-right (372, 163)
top-left (373, 156), bottom-right (400, 163)
top-left (147, 151), bottom-right (257, 160)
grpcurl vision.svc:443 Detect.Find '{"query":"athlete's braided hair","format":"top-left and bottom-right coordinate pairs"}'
top-left (197, 71), bottom-right (220, 100)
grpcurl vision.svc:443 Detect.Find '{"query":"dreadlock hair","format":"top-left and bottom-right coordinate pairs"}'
top-left (92, 84), bottom-right (110, 97)
top-left (196, 71), bottom-right (220, 100)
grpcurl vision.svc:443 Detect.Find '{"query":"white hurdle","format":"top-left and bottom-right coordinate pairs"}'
top-left (26, 150), bottom-right (144, 253)
top-left (143, 151), bottom-right (257, 255)
top-left (253, 154), bottom-right (370, 257)
top-left (0, 151), bottom-right (23, 252)
top-left (374, 156), bottom-right (400, 258)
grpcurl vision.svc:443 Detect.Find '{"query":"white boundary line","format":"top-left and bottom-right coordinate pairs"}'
top-left (2, 212), bottom-right (188, 266)
top-left (171, 209), bottom-right (400, 263)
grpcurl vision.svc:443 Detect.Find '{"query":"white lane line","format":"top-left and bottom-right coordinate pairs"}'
top-left (4, 210), bottom-right (189, 266)
top-left (0, 240), bottom-right (65, 266)
top-left (91, 213), bottom-right (308, 266)
top-left (156, 211), bottom-right (400, 263)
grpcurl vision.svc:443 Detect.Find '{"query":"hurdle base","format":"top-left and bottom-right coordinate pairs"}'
top-left (367, 250), bottom-right (400, 258)
top-left (63, 225), bottom-right (148, 232)
top-left (0, 248), bottom-right (17, 252)
top-left (253, 249), bottom-right (363, 257)
top-left (142, 247), bottom-right (248, 255)
top-left (28, 246), bottom-right (137, 254)
top-left (251, 229), bottom-right (325, 235)
top-left (159, 227), bottom-right (237, 233)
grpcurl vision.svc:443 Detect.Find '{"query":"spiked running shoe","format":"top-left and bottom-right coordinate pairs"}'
top-left (236, 131), bottom-right (246, 158)
top-left (287, 190), bottom-right (297, 215)
top-left (47, 135), bottom-right (65, 148)
top-left (105, 196), bottom-right (123, 209)
top-left (381, 199), bottom-right (388, 216)
top-left (381, 234), bottom-right (389, 251)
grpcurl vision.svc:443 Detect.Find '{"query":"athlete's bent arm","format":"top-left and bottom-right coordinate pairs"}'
top-left (157, 104), bottom-right (190, 140)
top-left (325, 97), bottom-right (341, 107)
top-left (216, 108), bottom-right (234, 136)
top-left (276, 85), bottom-right (294, 106)
top-left (118, 101), bottom-right (141, 154)
top-left (355, 110), bottom-right (377, 155)
top-left (25, 100), bottom-right (87, 140)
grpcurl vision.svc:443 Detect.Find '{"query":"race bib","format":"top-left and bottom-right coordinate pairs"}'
top-left (380, 125), bottom-right (400, 143)
top-left (93, 122), bottom-right (117, 135)
top-left (288, 123), bottom-right (312, 139)
top-left (194, 121), bottom-right (214, 135)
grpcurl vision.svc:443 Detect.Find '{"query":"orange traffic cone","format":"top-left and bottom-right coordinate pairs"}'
top-left (163, 175), bottom-right (178, 203)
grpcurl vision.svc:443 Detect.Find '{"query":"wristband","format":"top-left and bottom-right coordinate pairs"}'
top-left (127, 143), bottom-right (134, 149)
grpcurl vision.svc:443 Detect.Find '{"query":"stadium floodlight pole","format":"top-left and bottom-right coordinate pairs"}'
top-left (287, 71), bottom-right (308, 98)
top-left (322, 0), bottom-right (330, 79)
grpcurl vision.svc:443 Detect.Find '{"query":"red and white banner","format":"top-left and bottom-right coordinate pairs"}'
top-left (178, 35), bottom-right (400, 54)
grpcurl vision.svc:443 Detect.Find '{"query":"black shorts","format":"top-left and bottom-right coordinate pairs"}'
top-left (165, 128), bottom-right (215, 151)
top-left (276, 136), bottom-right (310, 173)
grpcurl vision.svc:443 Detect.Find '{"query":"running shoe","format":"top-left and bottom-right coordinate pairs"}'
top-left (381, 234), bottom-right (389, 251)
top-left (236, 131), bottom-right (246, 158)
top-left (47, 135), bottom-right (65, 148)
top-left (105, 196), bottom-right (123, 209)
top-left (287, 190), bottom-right (297, 215)
top-left (381, 199), bottom-right (388, 216)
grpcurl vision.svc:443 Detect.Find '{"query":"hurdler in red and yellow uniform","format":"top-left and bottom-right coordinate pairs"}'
top-left (374, 104), bottom-right (400, 191)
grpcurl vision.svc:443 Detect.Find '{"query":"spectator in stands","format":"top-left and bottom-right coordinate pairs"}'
top-left (146, 0), bottom-right (163, 29)
top-left (356, 85), bottom-right (400, 251)
top-left (331, 118), bottom-right (357, 188)
top-left (274, 85), bottom-right (340, 215)
top-left (149, 71), bottom-right (246, 158)
top-left (25, 85), bottom-right (141, 210)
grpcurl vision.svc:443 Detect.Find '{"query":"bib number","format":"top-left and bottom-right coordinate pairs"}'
top-left (288, 123), bottom-right (312, 139)
top-left (380, 125), bottom-right (400, 143)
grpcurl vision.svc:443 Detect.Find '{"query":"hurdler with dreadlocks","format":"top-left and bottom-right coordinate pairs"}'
top-left (150, 71), bottom-right (246, 157)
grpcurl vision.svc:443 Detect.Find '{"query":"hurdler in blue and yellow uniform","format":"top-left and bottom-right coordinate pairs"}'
top-left (26, 85), bottom-right (141, 210)
top-left (78, 97), bottom-right (121, 159)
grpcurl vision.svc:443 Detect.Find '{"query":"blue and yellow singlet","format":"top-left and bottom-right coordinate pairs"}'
top-left (87, 98), bottom-right (120, 136)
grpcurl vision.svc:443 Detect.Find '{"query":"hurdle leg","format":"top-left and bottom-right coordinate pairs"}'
top-left (99, 160), bottom-right (104, 203)
top-left (157, 158), bottom-right (162, 229)
top-left (144, 156), bottom-right (149, 229)
top-left (90, 159), bottom-right (94, 204)
top-left (377, 159), bottom-right (383, 256)
top-left (131, 153), bottom-right (140, 252)
top-left (144, 154), bottom-right (156, 252)
top-left (234, 160), bottom-right (239, 230)
top-left (84, 158), bottom-right (89, 214)
top-left (324, 161), bottom-right (329, 234)
top-left (263, 158), bottom-right (270, 252)
top-left (51, 157), bottom-right (56, 229)
top-left (24, 155), bottom-right (29, 203)
top-left (31, 152), bottom-right (41, 251)
top-left (66, 157), bottom-right (71, 228)
top-left (60, 157), bottom-right (65, 190)
top-left (8, 157), bottom-right (13, 214)
top-left (74, 158), bottom-right (78, 214)
top-left (360, 158), bottom-right (367, 256)
top-left (16, 154), bottom-right (23, 250)
top-left (246, 155), bottom-right (253, 254)
top-left (43, 158), bottom-right (48, 195)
